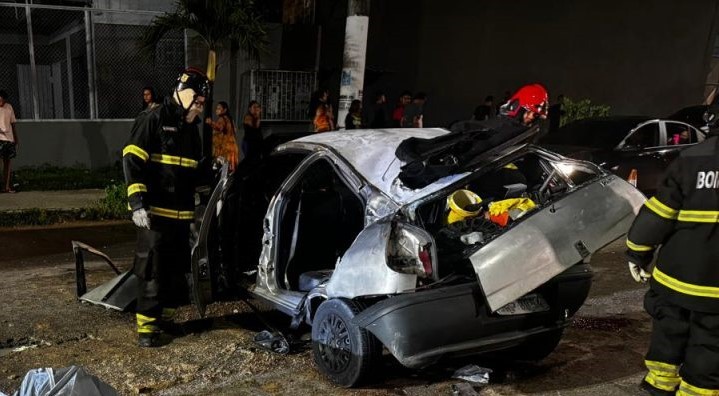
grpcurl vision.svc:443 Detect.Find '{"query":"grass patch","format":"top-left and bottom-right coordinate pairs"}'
top-left (13, 164), bottom-right (124, 191)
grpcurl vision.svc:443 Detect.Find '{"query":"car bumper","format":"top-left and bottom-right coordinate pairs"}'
top-left (352, 264), bottom-right (592, 368)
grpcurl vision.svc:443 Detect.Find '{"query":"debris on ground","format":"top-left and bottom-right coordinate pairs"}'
top-left (451, 364), bottom-right (492, 384)
top-left (10, 366), bottom-right (117, 396)
top-left (253, 330), bottom-right (291, 354)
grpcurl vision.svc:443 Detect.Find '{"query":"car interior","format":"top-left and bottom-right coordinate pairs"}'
top-left (214, 152), bottom-right (308, 296)
top-left (274, 159), bottom-right (365, 293)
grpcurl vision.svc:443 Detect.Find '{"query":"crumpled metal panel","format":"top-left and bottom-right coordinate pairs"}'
top-left (326, 220), bottom-right (417, 298)
top-left (281, 128), bottom-right (469, 204)
top-left (471, 175), bottom-right (645, 311)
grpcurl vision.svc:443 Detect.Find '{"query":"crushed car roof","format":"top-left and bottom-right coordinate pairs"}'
top-left (282, 128), bottom-right (472, 204)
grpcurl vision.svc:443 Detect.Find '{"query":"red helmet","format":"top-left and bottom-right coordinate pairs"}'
top-left (502, 83), bottom-right (549, 118)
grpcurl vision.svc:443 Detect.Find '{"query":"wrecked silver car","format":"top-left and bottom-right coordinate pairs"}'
top-left (191, 127), bottom-right (645, 387)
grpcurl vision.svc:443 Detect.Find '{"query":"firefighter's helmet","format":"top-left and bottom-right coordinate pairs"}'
top-left (175, 68), bottom-right (210, 99)
top-left (501, 84), bottom-right (549, 119)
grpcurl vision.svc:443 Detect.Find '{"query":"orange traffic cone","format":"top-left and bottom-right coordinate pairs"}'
top-left (628, 169), bottom-right (638, 187)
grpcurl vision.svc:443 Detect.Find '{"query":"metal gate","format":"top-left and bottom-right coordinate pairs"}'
top-left (243, 70), bottom-right (316, 122)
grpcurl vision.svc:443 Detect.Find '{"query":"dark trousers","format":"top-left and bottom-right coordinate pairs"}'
top-left (643, 288), bottom-right (719, 394)
top-left (133, 218), bottom-right (191, 323)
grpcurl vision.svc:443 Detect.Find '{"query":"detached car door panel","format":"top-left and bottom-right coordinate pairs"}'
top-left (470, 175), bottom-right (645, 311)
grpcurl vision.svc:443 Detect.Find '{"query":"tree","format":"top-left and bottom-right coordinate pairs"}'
top-left (140, 0), bottom-right (267, 160)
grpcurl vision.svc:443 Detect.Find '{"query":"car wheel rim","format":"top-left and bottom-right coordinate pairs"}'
top-left (317, 313), bottom-right (352, 373)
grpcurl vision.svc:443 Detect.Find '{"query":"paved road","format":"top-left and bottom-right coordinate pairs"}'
top-left (0, 224), bottom-right (651, 395)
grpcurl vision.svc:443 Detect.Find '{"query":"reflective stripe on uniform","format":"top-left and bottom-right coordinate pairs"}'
top-left (653, 267), bottom-right (719, 298)
top-left (136, 313), bottom-right (159, 334)
top-left (644, 197), bottom-right (679, 220)
top-left (644, 360), bottom-right (681, 392)
top-left (678, 210), bottom-right (719, 223)
top-left (677, 380), bottom-right (719, 396)
top-left (504, 163), bottom-right (518, 170)
top-left (123, 145), bottom-right (149, 161)
top-left (149, 206), bottom-right (194, 220)
top-left (627, 239), bottom-right (653, 252)
top-left (150, 153), bottom-right (198, 169)
top-left (645, 360), bottom-right (679, 375)
top-left (127, 183), bottom-right (147, 197)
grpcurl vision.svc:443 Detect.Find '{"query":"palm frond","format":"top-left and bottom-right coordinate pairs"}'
top-left (140, 0), bottom-right (267, 63)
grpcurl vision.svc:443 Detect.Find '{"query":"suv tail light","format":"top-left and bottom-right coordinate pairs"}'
top-left (387, 222), bottom-right (437, 279)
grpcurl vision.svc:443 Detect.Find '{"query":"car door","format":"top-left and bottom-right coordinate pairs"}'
top-left (190, 152), bottom-right (310, 317)
top-left (612, 120), bottom-right (669, 195)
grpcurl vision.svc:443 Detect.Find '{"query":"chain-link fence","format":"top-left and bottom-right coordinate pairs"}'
top-left (0, 2), bottom-right (184, 120)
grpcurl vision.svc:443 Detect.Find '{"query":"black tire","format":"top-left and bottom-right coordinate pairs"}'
top-left (505, 329), bottom-right (564, 361)
top-left (311, 298), bottom-right (381, 387)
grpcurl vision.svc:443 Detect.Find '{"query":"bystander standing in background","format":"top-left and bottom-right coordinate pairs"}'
top-left (402, 92), bottom-right (427, 128)
top-left (473, 95), bottom-right (496, 121)
top-left (206, 101), bottom-right (239, 172)
top-left (369, 91), bottom-right (388, 128)
top-left (392, 91), bottom-right (412, 127)
top-left (242, 100), bottom-right (263, 164)
top-left (141, 86), bottom-right (160, 112)
top-left (0, 90), bottom-right (18, 193)
top-left (344, 100), bottom-right (363, 129)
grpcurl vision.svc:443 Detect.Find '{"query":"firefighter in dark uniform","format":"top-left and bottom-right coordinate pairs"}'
top-left (123, 68), bottom-right (209, 347)
top-left (626, 109), bottom-right (719, 395)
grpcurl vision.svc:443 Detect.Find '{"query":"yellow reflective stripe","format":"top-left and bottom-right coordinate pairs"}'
top-left (645, 371), bottom-right (680, 391)
top-left (150, 153), bottom-right (198, 169)
top-left (504, 163), bottom-right (518, 170)
top-left (136, 313), bottom-right (159, 334)
top-left (123, 145), bottom-right (149, 161)
top-left (127, 183), bottom-right (147, 197)
top-left (645, 360), bottom-right (679, 374)
top-left (679, 380), bottom-right (719, 396)
top-left (127, 203), bottom-right (132, 211)
top-left (627, 239), bottom-right (654, 252)
top-left (654, 267), bottom-right (719, 298)
top-left (678, 210), bottom-right (719, 223)
top-left (645, 371), bottom-right (681, 391)
top-left (644, 197), bottom-right (679, 220)
top-left (149, 206), bottom-right (194, 220)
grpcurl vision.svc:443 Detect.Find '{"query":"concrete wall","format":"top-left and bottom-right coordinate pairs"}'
top-left (364, 0), bottom-right (719, 127)
top-left (13, 119), bottom-right (310, 169)
top-left (13, 120), bottom-right (132, 168)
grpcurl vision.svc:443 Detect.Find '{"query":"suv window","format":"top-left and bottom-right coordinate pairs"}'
top-left (665, 122), bottom-right (694, 146)
top-left (624, 123), bottom-right (659, 148)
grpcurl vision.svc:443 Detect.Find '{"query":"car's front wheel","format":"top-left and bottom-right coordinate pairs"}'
top-left (311, 298), bottom-right (380, 387)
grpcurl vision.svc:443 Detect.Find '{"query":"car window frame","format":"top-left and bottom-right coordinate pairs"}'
top-left (617, 120), bottom-right (663, 151)
top-left (661, 120), bottom-right (704, 147)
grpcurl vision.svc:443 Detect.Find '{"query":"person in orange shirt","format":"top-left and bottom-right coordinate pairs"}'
top-left (205, 101), bottom-right (239, 171)
top-left (314, 103), bottom-right (335, 132)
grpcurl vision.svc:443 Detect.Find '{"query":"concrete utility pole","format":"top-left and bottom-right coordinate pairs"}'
top-left (337, 0), bottom-right (370, 128)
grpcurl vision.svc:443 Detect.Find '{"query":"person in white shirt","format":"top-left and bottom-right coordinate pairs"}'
top-left (0, 90), bottom-right (18, 193)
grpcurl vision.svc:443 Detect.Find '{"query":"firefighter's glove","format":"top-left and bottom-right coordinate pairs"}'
top-left (132, 208), bottom-right (151, 229)
top-left (628, 261), bottom-right (651, 283)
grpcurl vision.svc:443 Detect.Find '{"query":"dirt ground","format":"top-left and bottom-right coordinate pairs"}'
top-left (0, 223), bottom-right (651, 395)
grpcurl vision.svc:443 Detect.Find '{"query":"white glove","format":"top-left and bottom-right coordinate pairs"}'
top-left (132, 208), bottom-right (151, 229)
top-left (628, 262), bottom-right (651, 283)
